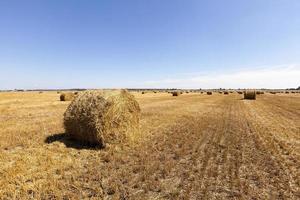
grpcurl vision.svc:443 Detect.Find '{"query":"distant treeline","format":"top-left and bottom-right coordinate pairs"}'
top-left (1, 86), bottom-right (299, 92)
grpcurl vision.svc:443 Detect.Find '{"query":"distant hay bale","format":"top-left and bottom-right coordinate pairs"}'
top-left (244, 90), bottom-right (256, 100)
top-left (172, 91), bottom-right (180, 96)
top-left (224, 91), bottom-right (229, 95)
top-left (63, 90), bottom-right (140, 146)
top-left (256, 91), bottom-right (264, 95)
top-left (74, 91), bottom-right (79, 95)
top-left (60, 92), bottom-right (75, 101)
top-left (142, 91), bottom-right (145, 94)
top-left (237, 91), bottom-right (243, 94)
top-left (207, 91), bottom-right (212, 95)
top-left (270, 92), bottom-right (277, 94)
top-left (219, 91), bottom-right (222, 94)
top-left (285, 91), bottom-right (289, 94)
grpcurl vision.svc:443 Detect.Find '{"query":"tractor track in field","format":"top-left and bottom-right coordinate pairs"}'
top-left (97, 95), bottom-right (299, 199)
top-left (243, 97), bottom-right (300, 198)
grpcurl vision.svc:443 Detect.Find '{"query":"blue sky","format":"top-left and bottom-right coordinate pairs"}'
top-left (0, 0), bottom-right (299, 89)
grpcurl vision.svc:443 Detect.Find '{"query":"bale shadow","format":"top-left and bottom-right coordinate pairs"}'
top-left (45, 133), bottom-right (103, 150)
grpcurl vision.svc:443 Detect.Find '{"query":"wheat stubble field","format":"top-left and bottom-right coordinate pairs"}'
top-left (0, 91), bottom-right (299, 199)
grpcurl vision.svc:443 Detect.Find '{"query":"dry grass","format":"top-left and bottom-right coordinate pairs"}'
top-left (0, 91), bottom-right (299, 199)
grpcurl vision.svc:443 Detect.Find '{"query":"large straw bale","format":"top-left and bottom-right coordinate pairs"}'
top-left (64, 90), bottom-right (140, 146)
top-left (244, 90), bottom-right (256, 100)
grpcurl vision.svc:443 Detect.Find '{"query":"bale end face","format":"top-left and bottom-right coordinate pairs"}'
top-left (63, 90), bottom-right (140, 146)
top-left (244, 91), bottom-right (256, 100)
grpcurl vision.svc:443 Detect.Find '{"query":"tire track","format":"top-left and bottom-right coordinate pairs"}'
top-left (241, 97), bottom-right (299, 199)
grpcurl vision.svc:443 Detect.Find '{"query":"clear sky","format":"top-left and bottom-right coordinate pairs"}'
top-left (0, 0), bottom-right (300, 89)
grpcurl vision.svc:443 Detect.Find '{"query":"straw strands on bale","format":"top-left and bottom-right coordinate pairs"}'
top-left (63, 90), bottom-right (141, 147)
top-left (244, 90), bottom-right (256, 100)
top-left (60, 92), bottom-right (75, 101)
top-left (172, 91), bottom-right (180, 96)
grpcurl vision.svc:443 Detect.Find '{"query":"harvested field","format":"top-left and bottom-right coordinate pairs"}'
top-left (0, 92), bottom-right (299, 199)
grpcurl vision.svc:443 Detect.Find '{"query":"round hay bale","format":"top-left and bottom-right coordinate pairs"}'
top-left (224, 91), bottom-right (229, 95)
top-left (60, 92), bottom-right (75, 101)
top-left (172, 91), bottom-right (180, 96)
top-left (63, 90), bottom-right (140, 146)
top-left (244, 90), bottom-right (256, 100)
top-left (207, 91), bottom-right (212, 95)
top-left (141, 91), bottom-right (145, 94)
top-left (237, 91), bottom-right (243, 94)
top-left (256, 91), bottom-right (264, 95)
